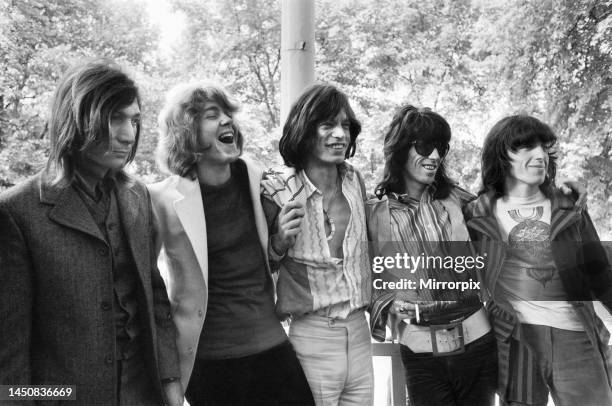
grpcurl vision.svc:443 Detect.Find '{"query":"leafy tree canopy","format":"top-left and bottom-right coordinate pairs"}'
top-left (1, 0), bottom-right (610, 236)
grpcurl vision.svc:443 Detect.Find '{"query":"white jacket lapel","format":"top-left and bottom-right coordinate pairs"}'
top-left (243, 157), bottom-right (268, 256)
top-left (173, 176), bottom-right (209, 287)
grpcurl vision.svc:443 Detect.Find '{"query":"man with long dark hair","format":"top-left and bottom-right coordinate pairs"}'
top-left (368, 105), bottom-right (497, 406)
top-left (0, 59), bottom-right (182, 405)
top-left (464, 114), bottom-right (612, 406)
top-left (261, 84), bottom-right (373, 405)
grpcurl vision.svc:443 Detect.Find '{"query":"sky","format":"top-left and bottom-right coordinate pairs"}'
top-left (142, 0), bottom-right (186, 55)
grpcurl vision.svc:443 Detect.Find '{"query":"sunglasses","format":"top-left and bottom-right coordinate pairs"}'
top-left (411, 140), bottom-right (450, 158)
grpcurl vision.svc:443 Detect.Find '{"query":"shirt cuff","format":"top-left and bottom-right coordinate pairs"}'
top-left (268, 236), bottom-right (287, 262)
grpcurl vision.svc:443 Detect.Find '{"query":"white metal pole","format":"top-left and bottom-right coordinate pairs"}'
top-left (280, 0), bottom-right (315, 126)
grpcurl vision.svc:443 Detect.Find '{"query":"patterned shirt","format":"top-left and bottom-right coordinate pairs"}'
top-left (261, 164), bottom-right (370, 319)
top-left (388, 190), bottom-right (479, 299)
top-left (368, 186), bottom-right (481, 340)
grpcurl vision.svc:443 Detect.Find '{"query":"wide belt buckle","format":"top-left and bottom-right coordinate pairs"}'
top-left (430, 321), bottom-right (465, 356)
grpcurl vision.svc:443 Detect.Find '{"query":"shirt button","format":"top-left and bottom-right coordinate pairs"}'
top-left (101, 302), bottom-right (111, 311)
top-left (167, 312), bottom-right (172, 320)
top-left (187, 347), bottom-right (194, 354)
top-left (99, 248), bottom-right (109, 256)
top-left (105, 356), bottom-right (113, 364)
top-left (198, 310), bottom-right (203, 317)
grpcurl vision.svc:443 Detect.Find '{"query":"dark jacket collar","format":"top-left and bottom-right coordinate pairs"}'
top-left (467, 188), bottom-right (581, 240)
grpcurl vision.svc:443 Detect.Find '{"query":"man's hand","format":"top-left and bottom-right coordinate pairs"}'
top-left (162, 380), bottom-right (184, 406)
top-left (389, 299), bottom-right (416, 320)
top-left (271, 200), bottom-right (305, 256)
top-left (558, 178), bottom-right (587, 208)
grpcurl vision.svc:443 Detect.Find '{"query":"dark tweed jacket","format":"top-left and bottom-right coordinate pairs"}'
top-left (0, 172), bottom-right (180, 405)
top-left (463, 188), bottom-right (612, 404)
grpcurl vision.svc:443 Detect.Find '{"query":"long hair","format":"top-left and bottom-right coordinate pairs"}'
top-left (156, 82), bottom-right (243, 179)
top-left (279, 84), bottom-right (361, 171)
top-left (46, 58), bottom-right (141, 185)
top-left (375, 105), bottom-right (453, 199)
top-left (480, 114), bottom-right (557, 197)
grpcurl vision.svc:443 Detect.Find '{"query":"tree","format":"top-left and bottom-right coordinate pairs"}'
top-left (471, 0), bottom-right (612, 236)
top-left (0, 0), bottom-right (158, 187)
top-left (167, 0), bottom-right (281, 129)
top-left (2, 0), bottom-right (609, 237)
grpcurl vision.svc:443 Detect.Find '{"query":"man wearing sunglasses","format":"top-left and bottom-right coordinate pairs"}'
top-left (368, 106), bottom-right (587, 406)
top-left (411, 139), bottom-right (450, 159)
top-left (368, 105), bottom-right (497, 406)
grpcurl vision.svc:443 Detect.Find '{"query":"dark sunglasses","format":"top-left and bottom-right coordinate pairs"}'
top-left (411, 140), bottom-right (450, 158)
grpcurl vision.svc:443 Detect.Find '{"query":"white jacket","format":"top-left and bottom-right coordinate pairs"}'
top-left (147, 157), bottom-right (270, 390)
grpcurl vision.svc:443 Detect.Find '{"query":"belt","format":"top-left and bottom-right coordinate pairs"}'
top-left (400, 307), bottom-right (490, 356)
top-left (312, 304), bottom-right (367, 320)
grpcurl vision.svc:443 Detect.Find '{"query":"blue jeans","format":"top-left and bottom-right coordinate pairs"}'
top-left (400, 331), bottom-right (497, 406)
top-left (505, 324), bottom-right (612, 406)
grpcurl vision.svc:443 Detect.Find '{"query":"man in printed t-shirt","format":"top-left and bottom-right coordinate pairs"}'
top-left (465, 114), bottom-right (612, 406)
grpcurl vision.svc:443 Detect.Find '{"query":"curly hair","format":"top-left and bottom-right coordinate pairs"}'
top-left (156, 82), bottom-right (243, 179)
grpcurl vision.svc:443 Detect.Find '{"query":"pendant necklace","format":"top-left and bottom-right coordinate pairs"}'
top-left (322, 179), bottom-right (340, 241)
